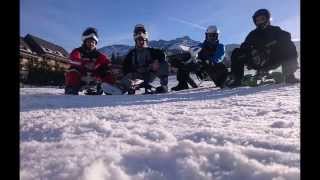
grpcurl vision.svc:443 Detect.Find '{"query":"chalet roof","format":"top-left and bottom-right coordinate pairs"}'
top-left (20, 37), bottom-right (34, 53)
top-left (25, 34), bottom-right (69, 58)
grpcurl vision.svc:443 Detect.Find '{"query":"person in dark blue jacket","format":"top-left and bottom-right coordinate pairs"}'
top-left (171, 25), bottom-right (228, 91)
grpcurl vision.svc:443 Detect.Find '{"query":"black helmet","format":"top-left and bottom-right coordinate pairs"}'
top-left (133, 24), bottom-right (146, 34)
top-left (133, 24), bottom-right (149, 41)
top-left (82, 27), bottom-right (99, 43)
top-left (252, 9), bottom-right (271, 23)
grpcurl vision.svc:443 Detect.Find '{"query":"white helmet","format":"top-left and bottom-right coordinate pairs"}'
top-left (82, 27), bottom-right (99, 43)
top-left (206, 25), bottom-right (219, 34)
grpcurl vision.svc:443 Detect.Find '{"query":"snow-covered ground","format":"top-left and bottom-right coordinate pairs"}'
top-left (20, 75), bottom-right (300, 180)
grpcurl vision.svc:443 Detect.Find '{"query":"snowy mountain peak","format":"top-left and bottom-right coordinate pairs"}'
top-left (98, 36), bottom-right (201, 58)
top-left (98, 44), bottom-right (132, 57)
top-left (174, 35), bottom-right (192, 41)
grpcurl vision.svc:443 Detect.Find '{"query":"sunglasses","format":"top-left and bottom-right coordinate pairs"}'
top-left (206, 33), bottom-right (218, 38)
top-left (137, 37), bottom-right (147, 42)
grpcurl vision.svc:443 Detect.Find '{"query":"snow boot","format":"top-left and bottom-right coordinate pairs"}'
top-left (155, 85), bottom-right (168, 94)
top-left (65, 86), bottom-right (80, 95)
top-left (144, 88), bottom-right (155, 94)
top-left (128, 88), bottom-right (136, 95)
top-left (171, 82), bottom-right (189, 91)
top-left (225, 74), bottom-right (242, 88)
top-left (285, 74), bottom-right (300, 84)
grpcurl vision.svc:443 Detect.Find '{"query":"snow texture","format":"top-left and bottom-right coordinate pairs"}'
top-left (20, 75), bottom-right (300, 180)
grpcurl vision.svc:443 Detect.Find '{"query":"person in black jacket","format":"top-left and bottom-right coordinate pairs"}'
top-left (120, 24), bottom-right (169, 94)
top-left (226, 9), bottom-right (300, 87)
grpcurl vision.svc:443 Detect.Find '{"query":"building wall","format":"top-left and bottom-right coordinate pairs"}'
top-left (20, 52), bottom-right (69, 85)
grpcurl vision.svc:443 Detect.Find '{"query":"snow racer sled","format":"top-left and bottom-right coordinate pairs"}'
top-left (237, 70), bottom-right (284, 87)
top-left (78, 72), bottom-right (104, 95)
top-left (101, 79), bottom-right (145, 95)
top-left (167, 45), bottom-right (211, 83)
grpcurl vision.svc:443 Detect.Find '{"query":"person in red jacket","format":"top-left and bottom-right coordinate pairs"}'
top-left (64, 27), bottom-right (116, 95)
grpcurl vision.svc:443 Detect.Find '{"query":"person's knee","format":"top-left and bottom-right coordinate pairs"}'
top-left (231, 49), bottom-right (248, 68)
top-left (281, 58), bottom-right (299, 75)
top-left (231, 48), bottom-right (243, 61)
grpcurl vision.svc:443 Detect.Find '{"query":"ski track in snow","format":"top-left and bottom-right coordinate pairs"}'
top-left (20, 76), bottom-right (300, 180)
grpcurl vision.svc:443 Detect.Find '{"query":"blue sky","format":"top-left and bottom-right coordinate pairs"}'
top-left (20, 0), bottom-right (300, 52)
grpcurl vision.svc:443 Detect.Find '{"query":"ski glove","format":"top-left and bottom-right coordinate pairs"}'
top-left (250, 49), bottom-right (269, 69)
top-left (150, 60), bottom-right (160, 72)
top-left (200, 59), bottom-right (215, 67)
top-left (96, 64), bottom-right (110, 78)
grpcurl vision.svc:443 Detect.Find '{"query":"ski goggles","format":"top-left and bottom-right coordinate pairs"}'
top-left (82, 33), bottom-right (99, 43)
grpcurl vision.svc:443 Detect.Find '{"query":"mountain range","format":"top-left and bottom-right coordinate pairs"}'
top-left (98, 36), bottom-right (300, 64)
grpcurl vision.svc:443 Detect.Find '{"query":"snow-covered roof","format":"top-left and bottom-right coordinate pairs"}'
top-left (25, 34), bottom-right (69, 58)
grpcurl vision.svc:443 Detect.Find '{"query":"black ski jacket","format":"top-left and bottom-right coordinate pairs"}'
top-left (240, 25), bottom-right (297, 60)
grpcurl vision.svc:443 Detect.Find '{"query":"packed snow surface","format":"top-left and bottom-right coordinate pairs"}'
top-left (20, 76), bottom-right (300, 180)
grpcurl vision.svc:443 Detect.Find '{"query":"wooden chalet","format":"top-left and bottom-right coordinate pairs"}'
top-left (20, 37), bottom-right (40, 81)
top-left (23, 34), bottom-right (70, 71)
top-left (19, 34), bottom-right (70, 85)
